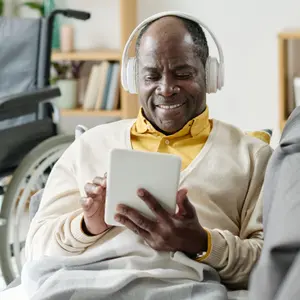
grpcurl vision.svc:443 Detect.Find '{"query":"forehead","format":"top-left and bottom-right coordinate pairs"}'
top-left (138, 29), bottom-right (196, 67)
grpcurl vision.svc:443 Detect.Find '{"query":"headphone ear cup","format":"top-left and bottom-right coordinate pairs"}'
top-left (205, 56), bottom-right (219, 94)
top-left (218, 62), bottom-right (224, 90)
top-left (126, 57), bottom-right (138, 94)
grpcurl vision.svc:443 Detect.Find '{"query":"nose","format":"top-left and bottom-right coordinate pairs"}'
top-left (155, 75), bottom-right (180, 97)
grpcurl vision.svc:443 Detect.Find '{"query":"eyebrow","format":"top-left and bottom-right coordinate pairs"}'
top-left (141, 64), bottom-right (195, 72)
top-left (141, 66), bottom-right (158, 73)
top-left (171, 64), bottom-right (195, 70)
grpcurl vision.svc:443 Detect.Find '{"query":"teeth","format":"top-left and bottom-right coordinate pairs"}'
top-left (158, 104), bottom-right (182, 109)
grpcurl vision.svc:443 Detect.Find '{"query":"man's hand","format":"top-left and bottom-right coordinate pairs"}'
top-left (81, 174), bottom-right (110, 236)
top-left (114, 188), bottom-right (208, 255)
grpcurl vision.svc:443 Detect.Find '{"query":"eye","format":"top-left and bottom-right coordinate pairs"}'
top-left (176, 72), bottom-right (193, 79)
top-left (145, 74), bottom-right (160, 81)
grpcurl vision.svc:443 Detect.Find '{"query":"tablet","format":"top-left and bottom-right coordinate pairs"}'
top-left (105, 148), bottom-right (182, 227)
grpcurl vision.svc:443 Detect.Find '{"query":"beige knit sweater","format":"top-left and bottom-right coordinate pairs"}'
top-left (25, 118), bottom-right (272, 289)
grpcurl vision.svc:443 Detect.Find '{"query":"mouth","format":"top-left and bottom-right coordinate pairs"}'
top-left (156, 103), bottom-right (185, 110)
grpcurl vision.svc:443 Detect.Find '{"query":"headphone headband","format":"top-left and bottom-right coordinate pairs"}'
top-left (121, 11), bottom-right (224, 94)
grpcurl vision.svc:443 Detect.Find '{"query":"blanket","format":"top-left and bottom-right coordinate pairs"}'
top-left (19, 229), bottom-right (246, 300)
top-left (249, 106), bottom-right (300, 300)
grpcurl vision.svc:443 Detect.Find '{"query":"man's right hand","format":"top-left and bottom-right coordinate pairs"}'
top-left (81, 174), bottom-right (110, 235)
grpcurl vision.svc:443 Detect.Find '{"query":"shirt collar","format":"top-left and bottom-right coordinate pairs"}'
top-left (135, 106), bottom-right (210, 138)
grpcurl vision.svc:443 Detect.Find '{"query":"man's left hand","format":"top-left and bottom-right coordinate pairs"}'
top-left (114, 188), bottom-right (208, 256)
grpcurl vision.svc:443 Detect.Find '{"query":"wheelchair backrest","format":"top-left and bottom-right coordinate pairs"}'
top-left (0, 17), bottom-right (42, 98)
top-left (0, 17), bottom-right (58, 175)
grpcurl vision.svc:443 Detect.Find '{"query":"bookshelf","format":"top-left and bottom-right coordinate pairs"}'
top-left (52, 49), bottom-right (121, 61)
top-left (52, 0), bottom-right (139, 119)
top-left (278, 29), bottom-right (300, 131)
top-left (60, 108), bottom-right (122, 117)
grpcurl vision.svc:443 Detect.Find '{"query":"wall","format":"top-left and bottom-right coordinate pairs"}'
top-left (6, 0), bottom-right (122, 133)
top-left (7, 0), bottom-right (300, 143)
top-left (65, 0), bottom-right (300, 143)
top-left (57, 0), bottom-right (121, 50)
top-left (137, 0), bottom-right (300, 145)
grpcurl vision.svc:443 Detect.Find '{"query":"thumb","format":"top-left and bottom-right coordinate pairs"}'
top-left (176, 188), bottom-right (195, 218)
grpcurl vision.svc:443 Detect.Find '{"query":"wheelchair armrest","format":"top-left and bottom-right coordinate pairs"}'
top-left (0, 87), bottom-right (60, 112)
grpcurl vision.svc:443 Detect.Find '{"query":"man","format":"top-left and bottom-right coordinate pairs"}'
top-left (20, 14), bottom-right (271, 299)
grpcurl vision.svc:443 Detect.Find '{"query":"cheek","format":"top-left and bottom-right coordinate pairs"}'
top-left (139, 79), bottom-right (156, 96)
top-left (195, 71), bottom-right (206, 90)
top-left (138, 81), bottom-right (157, 107)
top-left (181, 80), bottom-right (205, 99)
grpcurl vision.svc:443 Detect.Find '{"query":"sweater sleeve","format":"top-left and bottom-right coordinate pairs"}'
top-left (200, 144), bottom-right (273, 289)
top-left (25, 138), bottom-right (106, 261)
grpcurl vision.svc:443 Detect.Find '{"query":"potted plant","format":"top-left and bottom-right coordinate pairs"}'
top-left (17, 0), bottom-right (60, 49)
top-left (52, 61), bottom-right (83, 109)
top-left (0, 0), bottom-right (4, 15)
top-left (18, 1), bottom-right (44, 15)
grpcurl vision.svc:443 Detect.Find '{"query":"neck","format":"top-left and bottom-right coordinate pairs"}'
top-left (141, 106), bottom-right (207, 136)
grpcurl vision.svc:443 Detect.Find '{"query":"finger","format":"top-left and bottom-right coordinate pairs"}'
top-left (80, 197), bottom-right (94, 211)
top-left (116, 204), bottom-right (156, 232)
top-left (175, 189), bottom-right (195, 218)
top-left (84, 182), bottom-right (103, 195)
top-left (92, 176), bottom-right (107, 188)
top-left (114, 213), bottom-right (150, 239)
top-left (137, 189), bottom-right (169, 221)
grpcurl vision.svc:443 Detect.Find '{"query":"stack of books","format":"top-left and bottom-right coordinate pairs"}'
top-left (82, 61), bottom-right (120, 111)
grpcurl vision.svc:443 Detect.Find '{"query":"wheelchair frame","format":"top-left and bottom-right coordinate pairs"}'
top-left (0, 9), bottom-right (90, 286)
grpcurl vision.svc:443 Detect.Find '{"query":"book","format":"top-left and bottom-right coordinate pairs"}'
top-left (94, 60), bottom-right (110, 110)
top-left (106, 62), bottom-right (120, 110)
top-left (82, 64), bottom-right (101, 110)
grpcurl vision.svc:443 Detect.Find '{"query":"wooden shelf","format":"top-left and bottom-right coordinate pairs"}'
top-left (280, 120), bottom-right (287, 131)
top-left (278, 29), bottom-right (300, 131)
top-left (278, 29), bottom-right (300, 39)
top-left (60, 109), bottom-right (122, 117)
top-left (51, 49), bottom-right (121, 61)
top-left (51, 0), bottom-right (139, 120)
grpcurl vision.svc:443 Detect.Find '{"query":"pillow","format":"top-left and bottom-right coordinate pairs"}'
top-left (246, 129), bottom-right (272, 144)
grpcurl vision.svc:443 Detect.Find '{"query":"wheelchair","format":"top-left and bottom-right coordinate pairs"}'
top-left (0, 9), bottom-right (90, 285)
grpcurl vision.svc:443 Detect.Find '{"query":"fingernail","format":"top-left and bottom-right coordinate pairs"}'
top-left (93, 186), bottom-right (100, 193)
top-left (137, 189), bottom-right (144, 197)
top-left (179, 188), bottom-right (188, 197)
top-left (114, 215), bottom-right (121, 222)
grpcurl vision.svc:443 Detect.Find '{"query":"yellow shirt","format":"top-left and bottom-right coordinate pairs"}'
top-left (130, 107), bottom-right (212, 171)
top-left (131, 108), bottom-right (271, 170)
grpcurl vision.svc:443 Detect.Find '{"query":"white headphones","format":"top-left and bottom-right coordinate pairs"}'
top-left (121, 11), bottom-right (225, 94)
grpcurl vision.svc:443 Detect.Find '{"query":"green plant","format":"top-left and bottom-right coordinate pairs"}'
top-left (0, 0), bottom-right (4, 16)
top-left (20, 1), bottom-right (44, 16)
top-left (19, 1), bottom-right (60, 49)
top-left (51, 61), bottom-right (83, 84)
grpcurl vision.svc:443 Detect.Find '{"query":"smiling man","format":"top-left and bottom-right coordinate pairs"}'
top-left (22, 13), bottom-right (273, 300)
top-left (135, 16), bottom-right (207, 136)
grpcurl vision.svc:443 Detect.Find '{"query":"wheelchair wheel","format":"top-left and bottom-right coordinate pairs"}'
top-left (0, 134), bottom-right (74, 284)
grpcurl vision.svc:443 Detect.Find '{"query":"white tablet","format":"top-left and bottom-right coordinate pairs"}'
top-left (105, 148), bottom-right (182, 227)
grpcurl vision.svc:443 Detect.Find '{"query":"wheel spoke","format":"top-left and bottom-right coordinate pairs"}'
top-left (0, 135), bottom-right (74, 284)
top-left (14, 147), bottom-right (67, 273)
